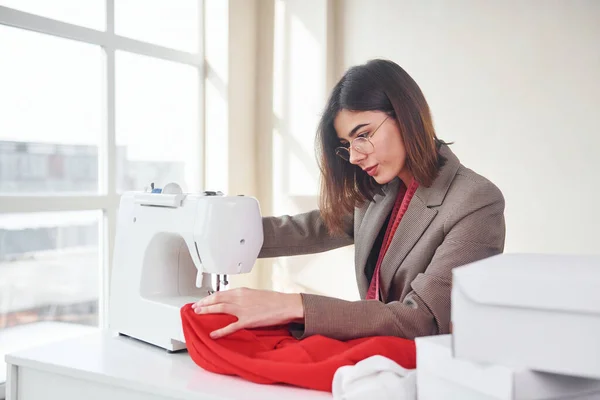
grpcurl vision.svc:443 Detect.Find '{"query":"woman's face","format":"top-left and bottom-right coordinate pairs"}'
top-left (334, 109), bottom-right (411, 185)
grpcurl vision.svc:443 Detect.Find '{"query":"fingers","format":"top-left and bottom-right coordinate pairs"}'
top-left (210, 321), bottom-right (243, 339)
top-left (192, 287), bottom-right (250, 310)
top-left (191, 300), bottom-right (243, 339)
top-left (193, 303), bottom-right (233, 315)
top-left (193, 291), bottom-right (221, 308)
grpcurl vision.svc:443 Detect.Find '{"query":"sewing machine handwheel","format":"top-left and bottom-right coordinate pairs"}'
top-left (162, 182), bottom-right (183, 194)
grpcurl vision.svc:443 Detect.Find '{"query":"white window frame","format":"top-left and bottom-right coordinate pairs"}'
top-left (0, 1), bottom-right (205, 329)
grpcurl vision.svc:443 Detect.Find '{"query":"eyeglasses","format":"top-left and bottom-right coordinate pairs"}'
top-left (335, 116), bottom-right (389, 161)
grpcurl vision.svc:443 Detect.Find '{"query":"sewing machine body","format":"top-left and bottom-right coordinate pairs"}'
top-left (109, 189), bottom-right (263, 352)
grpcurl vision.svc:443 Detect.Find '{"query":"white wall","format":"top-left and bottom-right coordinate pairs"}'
top-left (338, 0), bottom-right (600, 254)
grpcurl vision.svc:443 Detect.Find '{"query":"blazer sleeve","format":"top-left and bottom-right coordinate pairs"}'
top-left (258, 209), bottom-right (354, 258)
top-left (295, 181), bottom-right (506, 341)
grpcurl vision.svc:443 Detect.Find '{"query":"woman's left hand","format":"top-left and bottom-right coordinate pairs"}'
top-left (191, 288), bottom-right (304, 339)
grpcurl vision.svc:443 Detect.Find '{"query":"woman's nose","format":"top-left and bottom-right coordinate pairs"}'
top-left (348, 147), bottom-right (366, 164)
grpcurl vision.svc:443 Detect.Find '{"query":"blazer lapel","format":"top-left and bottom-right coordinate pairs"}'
top-left (378, 145), bottom-right (462, 300)
top-left (379, 196), bottom-right (437, 299)
top-left (354, 179), bottom-right (400, 296)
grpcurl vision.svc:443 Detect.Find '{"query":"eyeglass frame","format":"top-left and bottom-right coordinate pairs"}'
top-left (335, 115), bottom-right (390, 161)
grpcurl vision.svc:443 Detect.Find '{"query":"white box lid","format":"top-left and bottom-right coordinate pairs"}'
top-left (452, 253), bottom-right (600, 314)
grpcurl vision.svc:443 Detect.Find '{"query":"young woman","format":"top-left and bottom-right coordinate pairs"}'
top-left (193, 59), bottom-right (506, 341)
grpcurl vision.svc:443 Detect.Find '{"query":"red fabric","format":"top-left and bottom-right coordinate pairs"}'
top-left (181, 304), bottom-right (416, 392)
top-left (366, 179), bottom-right (420, 301)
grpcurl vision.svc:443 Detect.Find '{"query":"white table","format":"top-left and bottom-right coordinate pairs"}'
top-left (5, 331), bottom-right (331, 400)
top-left (1, 321), bottom-right (98, 399)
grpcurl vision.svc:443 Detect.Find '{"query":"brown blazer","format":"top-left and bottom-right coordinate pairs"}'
top-left (258, 145), bottom-right (505, 340)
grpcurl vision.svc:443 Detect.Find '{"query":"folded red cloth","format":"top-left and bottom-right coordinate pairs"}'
top-left (181, 303), bottom-right (416, 392)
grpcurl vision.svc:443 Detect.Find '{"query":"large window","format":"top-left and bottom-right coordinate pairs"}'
top-left (0, 1), bottom-right (204, 334)
top-left (0, 211), bottom-right (100, 328)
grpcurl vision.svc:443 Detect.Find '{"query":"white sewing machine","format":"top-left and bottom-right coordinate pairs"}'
top-left (108, 183), bottom-right (264, 352)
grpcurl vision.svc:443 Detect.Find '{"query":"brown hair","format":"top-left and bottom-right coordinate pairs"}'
top-left (316, 59), bottom-right (448, 235)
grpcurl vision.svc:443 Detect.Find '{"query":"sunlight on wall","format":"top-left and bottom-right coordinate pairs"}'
top-left (269, 0), bottom-right (358, 300)
top-left (272, 0), bottom-right (321, 202)
top-left (204, 0), bottom-right (229, 193)
top-left (287, 13), bottom-right (322, 196)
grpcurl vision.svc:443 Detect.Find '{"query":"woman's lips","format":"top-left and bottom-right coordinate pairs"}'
top-left (364, 165), bottom-right (378, 176)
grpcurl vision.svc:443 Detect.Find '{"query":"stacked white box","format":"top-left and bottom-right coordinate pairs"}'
top-left (416, 335), bottom-right (600, 400)
top-left (451, 253), bottom-right (600, 379)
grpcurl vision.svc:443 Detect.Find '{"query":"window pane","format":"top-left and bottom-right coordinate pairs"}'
top-left (0, 26), bottom-right (103, 194)
top-left (0, 211), bottom-right (100, 330)
top-left (0, 0), bottom-right (105, 30)
top-left (115, 0), bottom-right (199, 53)
top-left (116, 51), bottom-right (201, 193)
